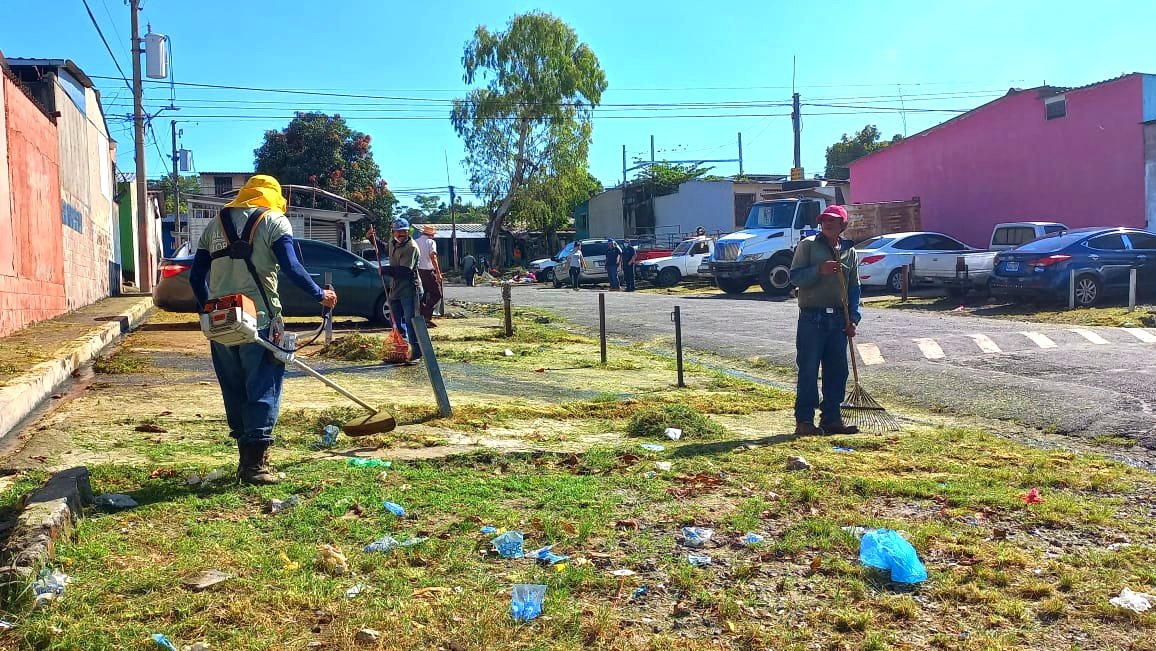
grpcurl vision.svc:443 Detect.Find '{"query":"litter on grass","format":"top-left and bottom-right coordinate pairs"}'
top-left (687, 554), bottom-right (712, 567)
top-left (94, 494), bottom-right (138, 509)
top-left (151, 634), bottom-right (178, 650)
top-left (640, 443), bottom-right (665, 452)
top-left (1022, 487), bottom-right (1043, 504)
top-left (312, 425), bottom-right (340, 449)
top-left (316, 545), bottom-right (349, 575)
top-left (740, 533), bottom-right (765, 546)
top-left (680, 527), bottom-right (714, 548)
top-left (655, 461), bottom-right (673, 472)
top-left (269, 496), bottom-right (299, 513)
top-left (1109, 588), bottom-right (1154, 613)
top-left (492, 531), bottom-right (525, 558)
top-left (32, 569), bottom-right (69, 598)
top-left (348, 458), bottom-right (392, 469)
top-left (664, 427), bottom-right (682, 441)
top-left (479, 525), bottom-right (498, 534)
top-left (382, 501), bottom-right (406, 517)
top-left (511, 584), bottom-right (547, 622)
top-left (346, 584), bottom-right (367, 599)
top-left (832, 446), bottom-right (855, 453)
top-left (526, 545), bottom-right (569, 565)
top-left (858, 528), bottom-right (928, 584)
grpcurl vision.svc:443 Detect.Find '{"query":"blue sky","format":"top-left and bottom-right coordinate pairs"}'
top-left (2, 1), bottom-right (1153, 208)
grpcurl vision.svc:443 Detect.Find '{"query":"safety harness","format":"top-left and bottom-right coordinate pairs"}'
top-left (209, 207), bottom-right (273, 318)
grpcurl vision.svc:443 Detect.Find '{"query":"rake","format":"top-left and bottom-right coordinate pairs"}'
top-left (837, 268), bottom-right (901, 432)
top-left (367, 226), bottom-right (411, 364)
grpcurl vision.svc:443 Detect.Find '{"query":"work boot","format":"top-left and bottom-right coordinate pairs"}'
top-left (820, 421), bottom-right (860, 435)
top-left (794, 421), bottom-right (822, 436)
top-left (237, 442), bottom-right (281, 485)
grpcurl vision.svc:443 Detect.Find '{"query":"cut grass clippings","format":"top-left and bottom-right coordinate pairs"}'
top-left (626, 403), bottom-right (727, 440)
top-left (92, 350), bottom-right (150, 374)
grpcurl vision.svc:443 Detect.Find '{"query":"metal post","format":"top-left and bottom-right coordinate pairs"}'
top-left (449, 185), bottom-right (458, 272)
top-left (130, 0), bottom-right (152, 291)
top-left (737, 132), bottom-right (743, 176)
top-left (791, 92), bottom-right (802, 172)
top-left (1069, 270), bottom-right (1076, 309)
top-left (502, 283), bottom-right (513, 337)
top-left (323, 273), bottom-right (333, 344)
top-left (1129, 267), bottom-right (1138, 311)
top-left (901, 264), bottom-right (909, 302)
top-left (599, 292), bottom-right (607, 365)
top-left (650, 135), bottom-right (655, 164)
top-left (411, 316), bottom-right (452, 418)
top-left (672, 306), bottom-right (685, 388)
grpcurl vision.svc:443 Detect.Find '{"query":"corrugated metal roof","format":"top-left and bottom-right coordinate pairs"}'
top-left (4, 58), bottom-right (95, 88)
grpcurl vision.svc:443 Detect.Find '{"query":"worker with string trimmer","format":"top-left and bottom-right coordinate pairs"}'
top-left (788, 205), bottom-right (862, 436)
top-left (188, 175), bottom-right (338, 485)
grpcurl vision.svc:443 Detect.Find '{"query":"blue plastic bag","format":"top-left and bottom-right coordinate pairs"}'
top-left (151, 634), bottom-right (177, 651)
top-left (491, 530), bottom-right (525, 559)
top-left (510, 583), bottom-right (547, 622)
top-left (858, 528), bottom-right (928, 584)
top-left (382, 501), bottom-right (406, 517)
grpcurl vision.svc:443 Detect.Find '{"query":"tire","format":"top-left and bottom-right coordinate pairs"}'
top-left (1073, 274), bottom-right (1102, 307)
top-left (657, 267), bottom-right (681, 288)
top-left (542, 268), bottom-right (555, 284)
top-left (553, 274), bottom-right (563, 289)
top-left (887, 267), bottom-right (908, 293)
top-left (759, 256), bottom-right (794, 295)
top-left (717, 278), bottom-right (752, 295)
top-left (371, 295), bottom-right (393, 326)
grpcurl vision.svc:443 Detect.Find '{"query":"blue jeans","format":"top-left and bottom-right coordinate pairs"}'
top-left (624, 265), bottom-right (636, 292)
top-left (607, 264), bottom-right (620, 289)
top-left (210, 328), bottom-right (284, 445)
top-left (390, 295), bottom-right (422, 359)
top-left (794, 309), bottom-right (850, 426)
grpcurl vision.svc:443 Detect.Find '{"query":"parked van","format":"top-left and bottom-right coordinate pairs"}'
top-left (552, 239), bottom-right (612, 288)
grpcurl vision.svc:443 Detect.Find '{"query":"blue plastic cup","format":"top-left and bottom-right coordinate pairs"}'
top-left (511, 583), bottom-right (547, 622)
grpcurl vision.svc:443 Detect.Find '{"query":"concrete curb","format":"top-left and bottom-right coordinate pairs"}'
top-left (0, 297), bottom-right (154, 439)
top-left (0, 466), bottom-right (92, 608)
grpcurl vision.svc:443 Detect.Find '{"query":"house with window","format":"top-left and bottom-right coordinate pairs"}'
top-left (199, 171), bottom-right (251, 196)
top-left (849, 73), bottom-right (1156, 248)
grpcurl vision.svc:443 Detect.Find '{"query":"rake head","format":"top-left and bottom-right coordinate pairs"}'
top-left (841, 383), bottom-right (901, 432)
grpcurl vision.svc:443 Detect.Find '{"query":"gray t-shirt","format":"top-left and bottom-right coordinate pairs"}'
top-left (196, 207), bottom-right (292, 328)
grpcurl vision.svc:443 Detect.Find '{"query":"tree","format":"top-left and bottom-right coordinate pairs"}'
top-left (148, 174), bottom-right (202, 216)
top-left (414, 195), bottom-right (443, 221)
top-left (824, 125), bottom-right (903, 180)
top-left (254, 112), bottom-right (396, 236)
top-left (452, 11), bottom-right (607, 268)
top-left (509, 169), bottom-right (601, 250)
top-left (632, 162), bottom-right (713, 196)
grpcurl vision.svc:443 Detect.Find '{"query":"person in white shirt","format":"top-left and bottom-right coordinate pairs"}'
top-left (565, 244), bottom-right (584, 290)
top-left (415, 224), bottom-right (443, 326)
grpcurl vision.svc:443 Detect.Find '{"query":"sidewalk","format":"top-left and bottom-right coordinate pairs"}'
top-left (0, 295), bottom-right (154, 439)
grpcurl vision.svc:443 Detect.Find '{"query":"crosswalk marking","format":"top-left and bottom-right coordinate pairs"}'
top-left (1122, 327), bottom-right (1156, 343)
top-left (1069, 328), bottom-right (1109, 345)
top-left (967, 334), bottom-right (1002, 354)
top-left (913, 338), bottom-right (945, 360)
top-left (1021, 331), bottom-right (1057, 349)
top-left (856, 342), bottom-right (885, 366)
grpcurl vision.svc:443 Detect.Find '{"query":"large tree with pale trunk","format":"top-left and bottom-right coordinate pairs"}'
top-left (451, 11), bottom-right (606, 268)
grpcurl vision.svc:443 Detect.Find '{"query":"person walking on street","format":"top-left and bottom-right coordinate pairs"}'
top-left (605, 239), bottom-right (622, 291)
top-left (789, 204), bottom-right (861, 436)
top-left (415, 224), bottom-right (443, 327)
top-left (462, 253), bottom-right (477, 287)
top-left (386, 218), bottom-right (423, 364)
top-left (621, 240), bottom-right (637, 292)
top-left (566, 244), bottom-right (583, 290)
top-left (189, 175), bottom-right (338, 485)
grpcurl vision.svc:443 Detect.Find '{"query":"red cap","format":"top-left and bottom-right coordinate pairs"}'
top-left (818, 205), bottom-right (849, 224)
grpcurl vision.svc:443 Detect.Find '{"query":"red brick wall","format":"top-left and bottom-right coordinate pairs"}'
top-left (0, 75), bottom-right (67, 337)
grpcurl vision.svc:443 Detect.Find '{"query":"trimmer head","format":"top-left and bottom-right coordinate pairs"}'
top-left (341, 411), bottom-right (397, 437)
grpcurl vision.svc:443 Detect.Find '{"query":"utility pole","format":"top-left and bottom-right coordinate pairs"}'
top-left (650, 134), bottom-right (655, 164)
top-left (791, 92), bottom-right (802, 180)
top-left (170, 120), bottom-right (180, 252)
top-left (737, 132), bottom-right (744, 176)
top-left (130, 0), bottom-right (152, 291)
top-left (448, 185), bottom-right (457, 271)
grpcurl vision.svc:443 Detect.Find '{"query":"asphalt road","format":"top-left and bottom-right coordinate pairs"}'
top-left (449, 283), bottom-right (1156, 456)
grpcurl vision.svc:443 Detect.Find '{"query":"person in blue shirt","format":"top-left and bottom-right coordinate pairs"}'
top-left (605, 239), bottom-right (622, 290)
top-left (620, 241), bottom-right (638, 292)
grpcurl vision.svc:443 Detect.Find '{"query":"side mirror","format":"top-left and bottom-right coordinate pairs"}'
top-left (351, 260), bottom-right (367, 273)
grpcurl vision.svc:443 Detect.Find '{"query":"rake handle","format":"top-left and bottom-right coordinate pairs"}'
top-left (835, 253), bottom-right (861, 388)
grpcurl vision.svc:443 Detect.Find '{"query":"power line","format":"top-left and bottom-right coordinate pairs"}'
top-left (80, 0), bottom-right (133, 93)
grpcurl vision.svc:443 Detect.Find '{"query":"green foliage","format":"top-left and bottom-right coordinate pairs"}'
top-left (452, 12), bottom-right (607, 267)
top-left (625, 403), bottom-right (725, 440)
top-left (147, 175), bottom-right (202, 216)
top-left (824, 125), bottom-right (902, 180)
top-left (253, 112), bottom-right (397, 236)
top-left (632, 161), bottom-right (713, 196)
top-left (508, 168), bottom-right (602, 237)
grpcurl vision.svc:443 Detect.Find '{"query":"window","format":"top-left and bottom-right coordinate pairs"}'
top-left (673, 240), bottom-right (694, 256)
top-left (992, 227), bottom-right (1036, 247)
top-left (1087, 233), bottom-right (1127, 251)
top-left (691, 241), bottom-right (710, 255)
top-left (892, 235), bottom-right (926, 251)
top-left (214, 176), bottom-right (234, 196)
top-left (1045, 95), bottom-right (1066, 120)
top-left (1044, 224), bottom-right (1067, 234)
top-left (794, 200), bottom-right (821, 229)
top-left (581, 242), bottom-right (609, 257)
top-left (744, 202), bottom-right (797, 229)
top-left (857, 236), bottom-right (896, 251)
top-left (922, 235), bottom-right (968, 251)
top-left (1126, 232), bottom-right (1156, 250)
top-left (298, 241), bottom-right (353, 267)
top-left (554, 242), bottom-right (575, 261)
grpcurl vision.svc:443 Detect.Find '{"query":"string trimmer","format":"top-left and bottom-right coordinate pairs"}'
top-left (200, 294), bottom-right (397, 436)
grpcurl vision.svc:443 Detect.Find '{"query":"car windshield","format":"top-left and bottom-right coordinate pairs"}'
top-left (555, 243), bottom-right (575, 260)
top-left (744, 201), bottom-right (796, 229)
top-left (672, 240), bottom-right (694, 255)
top-left (1012, 232), bottom-right (1087, 252)
top-left (857, 236), bottom-right (895, 250)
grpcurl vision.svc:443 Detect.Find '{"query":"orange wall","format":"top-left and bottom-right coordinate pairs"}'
top-left (0, 75), bottom-right (66, 337)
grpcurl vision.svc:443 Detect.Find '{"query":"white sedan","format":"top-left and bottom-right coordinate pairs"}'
top-left (855, 231), bottom-right (973, 292)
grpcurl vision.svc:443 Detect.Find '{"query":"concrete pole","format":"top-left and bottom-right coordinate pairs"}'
top-left (1129, 268), bottom-right (1138, 311)
top-left (1069, 270), bottom-right (1076, 309)
top-left (130, 0), bottom-right (152, 291)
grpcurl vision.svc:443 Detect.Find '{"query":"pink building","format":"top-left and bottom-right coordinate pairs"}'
top-left (849, 73), bottom-right (1156, 248)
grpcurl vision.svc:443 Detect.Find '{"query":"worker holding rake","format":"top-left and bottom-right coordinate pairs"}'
top-left (789, 205), bottom-right (862, 436)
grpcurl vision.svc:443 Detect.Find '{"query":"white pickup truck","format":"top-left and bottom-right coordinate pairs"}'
top-left (639, 237), bottom-right (715, 287)
top-left (911, 222), bottom-right (1068, 297)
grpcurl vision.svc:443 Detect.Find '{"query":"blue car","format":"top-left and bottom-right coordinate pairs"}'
top-left (991, 227), bottom-right (1156, 307)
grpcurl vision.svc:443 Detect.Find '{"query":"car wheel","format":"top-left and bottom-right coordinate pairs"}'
top-left (543, 268), bottom-right (554, 284)
top-left (371, 296), bottom-right (393, 326)
top-left (759, 255), bottom-right (793, 295)
top-left (717, 278), bottom-right (752, 295)
top-left (657, 267), bottom-right (681, 287)
top-left (553, 274), bottom-right (563, 289)
top-left (1073, 274), bottom-right (1102, 307)
top-left (887, 267), bottom-right (908, 293)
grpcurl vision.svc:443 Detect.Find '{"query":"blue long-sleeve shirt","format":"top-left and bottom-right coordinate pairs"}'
top-left (189, 234), bottom-right (323, 307)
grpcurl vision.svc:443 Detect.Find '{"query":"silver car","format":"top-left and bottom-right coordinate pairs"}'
top-left (855, 232), bottom-right (972, 292)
